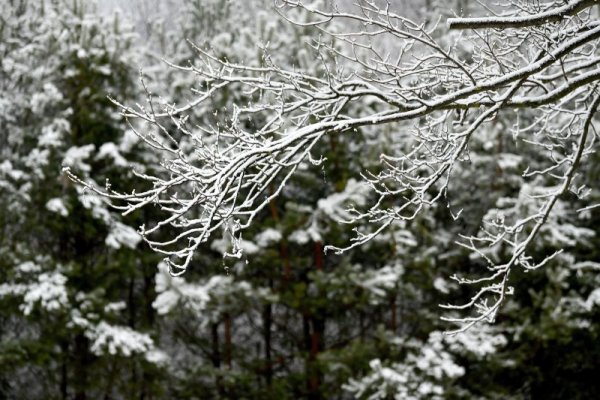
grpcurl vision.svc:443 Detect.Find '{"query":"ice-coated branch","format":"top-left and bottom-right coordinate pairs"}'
top-left (70, 0), bottom-right (600, 329)
top-left (448, 0), bottom-right (599, 30)
top-left (442, 91), bottom-right (600, 334)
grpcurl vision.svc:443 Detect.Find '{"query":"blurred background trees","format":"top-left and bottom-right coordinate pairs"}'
top-left (0, 1), bottom-right (165, 398)
top-left (1, 0), bottom-right (600, 399)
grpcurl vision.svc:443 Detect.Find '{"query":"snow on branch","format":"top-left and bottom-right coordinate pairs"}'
top-left (448, 0), bottom-right (599, 30)
top-left (69, 0), bottom-right (600, 331)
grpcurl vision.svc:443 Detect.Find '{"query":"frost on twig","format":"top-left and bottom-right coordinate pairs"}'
top-left (68, 0), bottom-right (600, 331)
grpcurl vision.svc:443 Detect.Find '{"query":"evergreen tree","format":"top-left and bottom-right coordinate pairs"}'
top-left (0, 2), bottom-right (167, 398)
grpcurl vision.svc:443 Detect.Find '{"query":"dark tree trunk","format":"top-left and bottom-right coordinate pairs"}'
top-left (211, 322), bottom-right (221, 368)
top-left (390, 295), bottom-right (397, 333)
top-left (263, 277), bottom-right (274, 386)
top-left (60, 340), bottom-right (68, 400)
top-left (302, 313), bottom-right (313, 397)
top-left (308, 317), bottom-right (325, 400)
top-left (127, 276), bottom-right (136, 328)
top-left (141, 260), bottom-right (156, 400)
top-left (211, 322), bottom-right (225, 397)
top-left (306, 241), bottom-right (326, 400)
top-left (73, 333), bottom-right (89, 400)
top-left (224, 313), bottom-right (232, 370)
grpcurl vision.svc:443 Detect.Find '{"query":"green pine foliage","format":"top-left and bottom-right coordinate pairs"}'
top-left (0, 1), bottom-right (167, 398)
top-left (1, 0), bottom-right (600, 399)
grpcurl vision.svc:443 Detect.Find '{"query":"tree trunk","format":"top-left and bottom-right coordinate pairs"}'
top-left (263, 276), bottom-right (274, 386)
top-left (73, 333), bottom-right (89, 400)
top-left (60, 340), bottom-right (68, 400)
top-left (141, 260), bottom-right (156, 400)
top-left (389, 295), bottom-right (397, 333)
top-left (211, 322), bottom-right (225, 397)
top-left (224, 312), bottom-right (232, 369)
top-left (306, 241), bottom-right (325, 400)
top-left (127, 276), bottom-right (136, 328)
top-left (308, 317), bottom-right (325, 400)
top-left (211, 322), bottom-right (221, 368)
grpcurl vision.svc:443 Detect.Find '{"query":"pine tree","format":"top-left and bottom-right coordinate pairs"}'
top-left (0, 2), bottom-right (167, 398)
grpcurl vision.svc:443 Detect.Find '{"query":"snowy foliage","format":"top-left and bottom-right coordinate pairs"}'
top-left (153, 261), bottom-right (274, 324)
top-left (344, 335), bottom-right (465, 400)
top-left (4, 0), bottom-right (600, 398)
top-left (88, 322), bottom-right (156, 358)
top-left (344, 327), bottom-right (507, 399)
top-left (0, 3), bottom-right (164, 397)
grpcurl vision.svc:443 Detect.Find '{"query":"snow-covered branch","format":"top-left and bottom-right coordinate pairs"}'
top-left (70, 0), bottom-right (600, 331)
top-left (448, 0), bottom-right (599, 30)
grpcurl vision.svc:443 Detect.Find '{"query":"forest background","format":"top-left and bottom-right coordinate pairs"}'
top-left (1, 0), bottom-right (600, 399)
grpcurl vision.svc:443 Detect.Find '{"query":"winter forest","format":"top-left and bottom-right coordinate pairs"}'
top-left (2, 0), bottom-right (600, 398)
